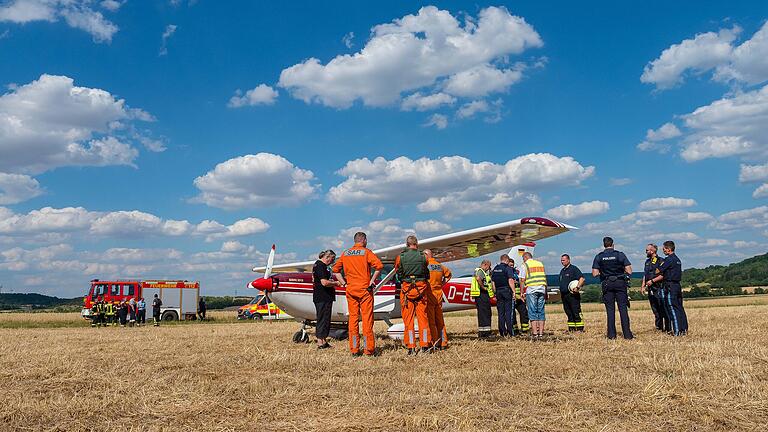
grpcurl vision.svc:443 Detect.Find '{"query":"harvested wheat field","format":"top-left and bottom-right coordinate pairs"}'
top-left (2, 297), bottom-right (768, 431)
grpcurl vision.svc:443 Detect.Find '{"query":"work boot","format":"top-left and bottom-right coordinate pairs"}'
top-left (420, 347), bottom-right (432, 355)
top-left (407, 348), bottom-right (416, 356)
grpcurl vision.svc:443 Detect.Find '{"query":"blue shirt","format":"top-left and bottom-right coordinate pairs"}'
top-left (559, 264), bottom-right (583, 293)
top-left (644, 256), bottom-right (664, 290)
top-left (592, 248), bottom-right (631, 281)
top-left (658, 253), bottom-right (683, 284)
top-left (491, 263), bottom-right (516, 289)
top-left (137, 299), bottom-right (146, 310)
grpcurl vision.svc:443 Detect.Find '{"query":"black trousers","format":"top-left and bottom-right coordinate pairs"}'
top-left (514, 298), bottom-right (529, 331)
top-left (314, 301), bottom-right (333, 340)
top-left (603, 284), bottom-right (633, 339)
top-left (138, 310), bottom-right (146, 324)
top-left (662, 284), bottom-right (688, 336)
top-left (475, 291), bottom-right (492, 336)
top-left (495, 287), bottom-right (515, 336)
top-left (561, 291), bottom-right (584, 331)
top-left (153, 309), bottom-right (161, 325)
top-left (648, 290), bottom-right (670, 331)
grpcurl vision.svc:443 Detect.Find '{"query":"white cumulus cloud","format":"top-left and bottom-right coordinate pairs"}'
top-left (545, 201), bottom-right (609, 220)
top-left (423, 113), bottom-right (448, 129)
top-left (328, 153), bottom-right (593, 217)
top-left (0, 0), bottom-right (119, 42)
top-left (192, 153), bottom-right (319, 210)
top-left (401, 92), bottom-right (455, 111)
top-left (0, 173), bottom-right (43, 204)
top-left (0, 74), bottom-right (156, 174)
top-left (638, 197), bottom-right (697, 210)
top-left (277, 6), bottom-right (542, 108)
top-left (228, 84), bottom-right (279, 108)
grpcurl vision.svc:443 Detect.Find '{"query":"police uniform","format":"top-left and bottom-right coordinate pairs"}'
top-left (558, 264), bottom-right (584, 331)
top-left (658, 253), bottom-right (688, 336)
top-left (491, 263), bottom-right (517, 337)
top-left (644, 256), bottom-right (670, 332)
top-left (471, 267), bottom-right (494, 338)
top-left (592, 248), bottom-right (633, 339)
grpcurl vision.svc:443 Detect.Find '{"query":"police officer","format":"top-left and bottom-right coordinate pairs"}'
top-left (642, 244), bottom-right (670, 332)
top-left (592, 237), bottom-right (633, 340)
top-left (509, 258), bottom-right (530, 334)
top-left (470, 259), bottom-right (495, 338)
top-left (491, 254), bottom-right (517, 337)
top-left (646, 240), bottom-right (688, 336)
top-left (559, 254), bottom-right (585, 332)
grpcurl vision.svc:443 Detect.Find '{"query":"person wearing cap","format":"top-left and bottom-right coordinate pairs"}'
top-left (313, 249), bottom-right (342, 349)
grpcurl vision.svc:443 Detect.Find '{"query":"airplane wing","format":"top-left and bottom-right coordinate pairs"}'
top-left (373, 217), bottom-right (575, 264)
top-left (253, 217), bottom-right (575, 273)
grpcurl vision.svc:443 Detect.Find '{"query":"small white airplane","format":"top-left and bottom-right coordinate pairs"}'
top-left (249, 217), bottom-right (575, 343)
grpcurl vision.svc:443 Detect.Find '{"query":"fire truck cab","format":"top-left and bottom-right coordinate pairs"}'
top-left (82, 279), bottom-right (200, 322)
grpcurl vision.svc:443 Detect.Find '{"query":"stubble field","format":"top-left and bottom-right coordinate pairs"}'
top-left (1, 296), bottom-right (768, 431)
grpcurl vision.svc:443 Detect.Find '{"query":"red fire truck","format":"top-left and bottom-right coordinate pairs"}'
top-left (82, 279), bottom-right (200, 322)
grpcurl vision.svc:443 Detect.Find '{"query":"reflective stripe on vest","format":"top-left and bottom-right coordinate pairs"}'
top-left (524, 259), bottom-right (547, 287)
top-left (470, 268), bottom-right (494, 297)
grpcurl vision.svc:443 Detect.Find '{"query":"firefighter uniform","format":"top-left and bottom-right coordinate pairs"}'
top-left (491, 262), bottom-right (516, 336)
top-left (105, 302), bottom-right (116, 327)
top-left (395, 249), bottom-right (431, 352)
top-left (470, 267), bottom-right (494, 337)
top-left (592, 248), bottom-right (633, 339)
top-left (332, 243), bottom-right (384, 356)
top-left (658, 253), bottom-right (688, 336)
top-left (90, 301), bottom-right (99, 327)
top-left (426, 257), bottom-right (451, 348)
top-left (644, 256), bottom-right (670, 332)
top-left (95, 300), bottom-right (106, 327)
top-left (559, 264), bottom-right (585, 331)
top-left (511, 267), bottom-right (530, 333)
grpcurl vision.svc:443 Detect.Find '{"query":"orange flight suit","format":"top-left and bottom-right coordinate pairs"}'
top-left (395, 253), bottom-right (431, 349)
top-left (332, 243), bottom-right (383, 355)
top-left (426, 257), bottom-right (452, 347)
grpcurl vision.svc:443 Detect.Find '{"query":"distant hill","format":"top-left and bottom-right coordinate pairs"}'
top-left (683, 253), bottom-right (768, 288)
top-left (0, 293), bottom-right (81, 311)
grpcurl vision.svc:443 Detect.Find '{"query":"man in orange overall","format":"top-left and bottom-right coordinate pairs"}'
top-left (333, 231), bottom-right (383, 356)
top-left (394, 235), bottom-right (431, 355)
top-left (424, 249), bottom-right (452, 350)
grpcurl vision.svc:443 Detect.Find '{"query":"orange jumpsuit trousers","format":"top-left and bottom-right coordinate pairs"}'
top-left (426, 286), bottom-right (447, 347)
top-left (400, 281), bottom-right (431, 349)
top-left (347, 291), bottom-right (375, 355)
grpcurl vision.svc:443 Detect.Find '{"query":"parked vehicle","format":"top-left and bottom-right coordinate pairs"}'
top-left (82, 279), bottom-right (200, 321)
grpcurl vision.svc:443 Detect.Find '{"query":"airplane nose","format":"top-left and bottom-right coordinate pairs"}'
top-left (249, 277), bottom-right (275, 292)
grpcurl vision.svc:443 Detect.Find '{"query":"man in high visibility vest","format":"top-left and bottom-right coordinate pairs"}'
top-left (520, 252), bottom-right (547, 339)
top-left (510, 258), bottom-right (530, 334)
top-left (424, 249), bottom-right (452, 349)
top-left (104, 301), bottom-right (116, 327)
top-left (394, 235), bottom-right (431, 355)
top-left (333, 231), bottom-right (384, 356)
top-left (471, 259), bottom-right (495, 338)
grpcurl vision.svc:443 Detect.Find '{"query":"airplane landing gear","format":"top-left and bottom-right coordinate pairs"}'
top-left (292, 326), bottom-right (310, 343)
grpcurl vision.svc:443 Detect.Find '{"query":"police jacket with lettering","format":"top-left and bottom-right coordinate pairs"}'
top-left (592, 248), bottom-right (630, 282)
top-left (491, 263), bottom-right (516, 290)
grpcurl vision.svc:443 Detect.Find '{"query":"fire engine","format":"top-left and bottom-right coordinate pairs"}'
top-left (82, 279), bottom-right (200, 322)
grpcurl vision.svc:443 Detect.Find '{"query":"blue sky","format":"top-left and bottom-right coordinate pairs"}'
top-left (1, 0), bottom-right (768, 297)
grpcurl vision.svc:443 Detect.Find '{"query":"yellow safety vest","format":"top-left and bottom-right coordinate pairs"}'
top-left (524, 259), bottom-right (547, 288)
top-left (470, 268), bottom-right (494, 298)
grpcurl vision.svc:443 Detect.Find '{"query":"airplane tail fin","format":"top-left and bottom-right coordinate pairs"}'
top-left (264, 244), bottom-right (275, 279)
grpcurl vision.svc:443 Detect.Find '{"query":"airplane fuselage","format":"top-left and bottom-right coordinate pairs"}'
top-left (260, 272), bottom-right (480, 324)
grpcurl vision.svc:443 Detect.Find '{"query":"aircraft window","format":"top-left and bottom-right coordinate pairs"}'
top-left (111, 284), bottom-right (120, 296)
